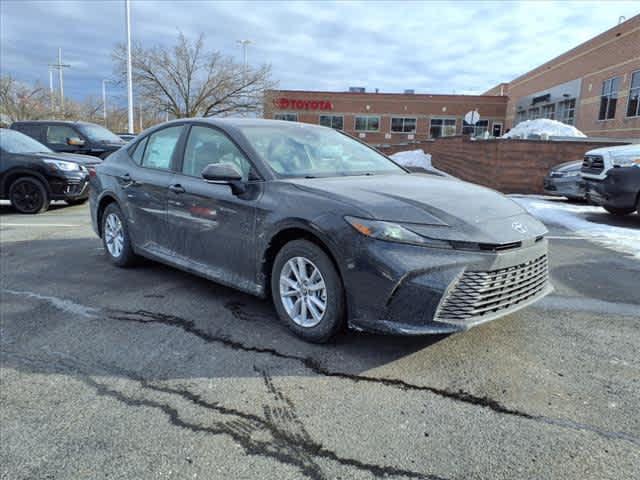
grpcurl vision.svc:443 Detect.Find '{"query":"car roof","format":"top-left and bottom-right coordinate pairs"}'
top-left (158, 117), bottom-right (327, 130)
top-left (12, 120), bottom-right (97, 126)
top-left (585, 143), bottom-right (640, 156)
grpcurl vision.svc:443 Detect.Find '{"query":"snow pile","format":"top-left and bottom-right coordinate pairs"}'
top-left (503, 119), bottom-right (587, 139)
top-left (390, 149), bottom-right (454, 178)
top-left (511, 196), bottom-right (640, 258)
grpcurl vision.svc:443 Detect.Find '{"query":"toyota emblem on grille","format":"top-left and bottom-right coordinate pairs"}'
top-left (512, 222), bottom-right (527, 234)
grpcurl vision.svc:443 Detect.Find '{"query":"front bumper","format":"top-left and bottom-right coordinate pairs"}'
top-left (49, 171), bottom-right (90, 201)
top-left (584, 170), bottom-right (639, 209)
top-left (543, 175), bottom-right (585, 199)
top-left (343, 237), bottom-right (552, 335)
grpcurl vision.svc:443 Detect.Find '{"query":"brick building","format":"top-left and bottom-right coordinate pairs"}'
top-left (265, 14), bottom-right (639, 141)
top-left (485, 14), bottom-right (640, 138)
top-left (264, 90), bottom-right (508, 146)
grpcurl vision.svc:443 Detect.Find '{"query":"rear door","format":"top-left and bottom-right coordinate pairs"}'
top-left (166, 124), bottom-right (260, 289)
top-left (119, 125), bottom-right (185, 255)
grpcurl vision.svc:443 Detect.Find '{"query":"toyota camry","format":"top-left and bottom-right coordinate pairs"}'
top-left (89, 119), bottom-right (552, 342)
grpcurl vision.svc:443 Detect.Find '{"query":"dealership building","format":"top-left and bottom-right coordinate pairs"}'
top-left (265, 14), bottom-right (639, 142)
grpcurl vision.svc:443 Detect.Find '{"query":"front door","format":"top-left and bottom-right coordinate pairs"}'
top-left (166, 125), bottom-right (260, 292)
top-left (122, 125), bottom-right (185, 255)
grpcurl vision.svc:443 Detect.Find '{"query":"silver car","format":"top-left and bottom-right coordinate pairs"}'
top-left (543, 160), bottom-right (585, 201)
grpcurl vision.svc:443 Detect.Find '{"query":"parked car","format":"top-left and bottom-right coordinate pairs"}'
top-left (90, 118), bottom-right (552, 342)
top-left (0, 129), bottom-right (97, 213)
top-left (543, 160), bottom-right (585, 201)
top-left (117, 133), bottom-right (136, 142)
top-left (11, 120), bottom-right (125, 159)
top-left (581, 144), bottom-right (640, 215)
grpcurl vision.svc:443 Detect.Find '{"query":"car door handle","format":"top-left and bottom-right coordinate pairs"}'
top-left (117, 173), bottom-right (139, 186)
top-left (169, 184), bottom-right (186, 194)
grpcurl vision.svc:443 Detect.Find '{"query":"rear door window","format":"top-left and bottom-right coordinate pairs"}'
top-left (141, 126), bottom-right (183, 170)
top-left (46, 125), bottom-right (79, 145)
top-left (15, 124), bottom-right (43, 141)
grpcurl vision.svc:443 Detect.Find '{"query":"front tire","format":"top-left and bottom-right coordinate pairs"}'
top-left (604, 206), bottom-right (635, 216)
top-left (9, 177), bottom-right (50, 214)
top-left (102, 203), bottom-right (137, 267)
top-left (271, 240), bottom-right (345, 343)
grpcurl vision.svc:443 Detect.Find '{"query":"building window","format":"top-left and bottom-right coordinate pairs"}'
top-left (541, 104), bottom-right (555, 119)
top-left (463, 119), bottom-right (489, 136)
top-left (390, 117), bottom-right (417, 133)
top-left (557, 99), bottom-right (576, 125)
top-left (354, 115), bottom-right (380, 132)
top-left (627, 71), bottom-right (640, 117)
top-left (430, 118), bottom-right (456, 138)
top-left (274, 113), bottom-right (298, 121)
top-left (319, 115), bottom-right (344, 130)
top-left (599, 77), bottom-right (620, 120)
top-left (516, 110), bottom-right (527, 124)
top-left (528, 107), bottom-right (540, 120)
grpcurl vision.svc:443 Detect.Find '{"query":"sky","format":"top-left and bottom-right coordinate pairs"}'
top-left (1, 0), bottom-right (639, 103)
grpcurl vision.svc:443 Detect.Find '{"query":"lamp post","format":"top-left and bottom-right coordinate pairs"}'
top-left (236, 39), bottom-right (251, 79)
top-left (125, 0), bottom-right (134, 134)
top-left (102, 80), bottom-right (114, 127)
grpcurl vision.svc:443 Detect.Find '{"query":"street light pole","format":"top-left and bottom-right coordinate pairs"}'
top-left (125, 0), bottom-right (134, 134)
top-left (236, 39), bottom-right (251, 80)
top-left (102, 80), bottom-right (109, 127)
top-left (49, 69), bottom-right (55, 113)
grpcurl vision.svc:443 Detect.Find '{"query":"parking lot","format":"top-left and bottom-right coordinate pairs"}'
top-left (1, 201), bottom-right (639, 480)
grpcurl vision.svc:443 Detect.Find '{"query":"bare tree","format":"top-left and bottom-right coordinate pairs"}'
top-left (0, 75), bottom-right (51, 122)
top-left (113, 33), bottom-right (276, 118)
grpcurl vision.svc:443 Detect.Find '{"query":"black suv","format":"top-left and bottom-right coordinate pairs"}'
top-left (0, 129), bottom-right (98, 213)
top-left (11, 120), bottom-right (125, 159)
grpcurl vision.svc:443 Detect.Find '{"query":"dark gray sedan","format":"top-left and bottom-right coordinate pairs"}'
top-left (89, 119), bottom-right (552, 342)
top-left (543, 160), bottom-right (585, 200)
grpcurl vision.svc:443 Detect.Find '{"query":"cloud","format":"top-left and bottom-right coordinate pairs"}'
top-left (1, 0), bottom-right (638, 102)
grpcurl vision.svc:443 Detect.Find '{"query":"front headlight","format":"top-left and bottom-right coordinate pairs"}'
top-left (612, 155), bottom-right (640, 168)
top-left (563, 170), bottom-right (581, 177)
top-left (43, 159), bottom-right (81, 171)
top-left (345, 216), bottom-right (452, 249)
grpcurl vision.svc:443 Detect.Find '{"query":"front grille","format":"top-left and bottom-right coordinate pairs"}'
top-left (581, 155), bottom-right (604, 174)
top-left (436, 254), bottom-right (548, 322)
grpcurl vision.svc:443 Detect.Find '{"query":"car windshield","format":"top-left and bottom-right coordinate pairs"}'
top-left (77, 124), bottom-right (124, 144)
top-left (0, 129), bottom-right (52, 153)
top-left (237, 123), bottom-right (406, 178)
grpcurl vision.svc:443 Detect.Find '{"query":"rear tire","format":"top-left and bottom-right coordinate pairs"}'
top-left (9, 177), bottom-right (50, 214)
top-left (604, 206), bottom-right (635, 216)
top-left (102, 203), bottom-right (137, 267)
top-left (271, 239), bottom-right (345, 343)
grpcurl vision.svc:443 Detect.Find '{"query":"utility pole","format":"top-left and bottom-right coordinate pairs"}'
top-left (48, 48), bottom-right (70, 115)
top-left (125, 0), bottom-right (134, 134)
top-left (48, 69), bottom-right (55, 113)
top-left (102, 79), bottom-right (111, 127)
top-left (236, 39), bottom-right (251, 80)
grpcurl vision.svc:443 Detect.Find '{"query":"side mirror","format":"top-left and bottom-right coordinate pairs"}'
top-left (67, 137), bottom-right (85, 147)
top-left (201, 163), bottom-right (243, 182)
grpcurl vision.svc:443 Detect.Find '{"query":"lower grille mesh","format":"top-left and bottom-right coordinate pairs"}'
top-left (436, 254), bottom-right (549, 322)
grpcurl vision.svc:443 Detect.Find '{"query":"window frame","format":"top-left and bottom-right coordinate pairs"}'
top-left (429, 118), bottom-right (456, 138)
top-left (626, 70), bottom-right (640, 118)
top-left (598, 76), bottom-right (620, 121)
top-left (274, 113), bottom-right (298, 122)
top-left (318, 115), bottom-right (344, 130)
top-left (390, 117), bottom-right (417, 133)
top-left (126, 124), bottom-right (186, 172)
top-left (176, 123), bottom-right (263, 182)
top-left (354, 115), bottom-right (380, 132)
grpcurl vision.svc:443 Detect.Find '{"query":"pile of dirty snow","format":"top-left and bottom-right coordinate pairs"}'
top-left (503, 119), bottom-right (587, 139)
top-left (390, 149), bottom-right (454, 178)
top-left (511, 196), bottom-right (640, 258)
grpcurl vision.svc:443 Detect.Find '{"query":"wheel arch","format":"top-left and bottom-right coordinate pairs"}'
top-left (1, 169), bottom-right (51, 198)
top-left (260, 222), bottom-right (345, 300)
top-left (96, 192), bottom-right (120, 237)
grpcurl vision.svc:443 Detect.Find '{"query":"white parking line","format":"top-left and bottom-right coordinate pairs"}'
top-left (1, 223), bottom-right (82, 227)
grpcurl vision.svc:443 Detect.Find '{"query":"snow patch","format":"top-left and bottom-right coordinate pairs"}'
top-left (503, 119), bottom-right (586, 139)
top-left (390, 149), bottom-right (454, 178)
top-left (511, 196), bottom-right (640, 258)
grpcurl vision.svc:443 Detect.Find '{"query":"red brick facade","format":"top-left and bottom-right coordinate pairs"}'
top-left (264, 90), bottom-right (508, 145)
top-left (486, 14), bottom-right (640, 139)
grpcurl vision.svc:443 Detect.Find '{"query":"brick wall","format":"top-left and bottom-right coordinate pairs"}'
top-left (380, 136), bottom-right (629, 194)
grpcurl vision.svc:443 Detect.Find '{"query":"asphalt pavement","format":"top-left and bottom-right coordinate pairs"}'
top-left (1, 201), bottom-right (639, 480)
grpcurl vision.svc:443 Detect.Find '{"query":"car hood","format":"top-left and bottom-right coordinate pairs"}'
top-left (552, 160), bottom-right (582, 172)
top-left (288, 174), bottom-right (547, 244)
top-left (34, 152), bottom-right (101, 166)
top-left (585, 144), bottom-right (639, 157)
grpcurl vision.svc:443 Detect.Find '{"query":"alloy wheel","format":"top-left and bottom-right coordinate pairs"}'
top-left (279, 256), bottom-right (327, 327)
top-left (11, 181), bottom-right (43, 213)
top-left (104, 213), bottom-right (125, 258)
